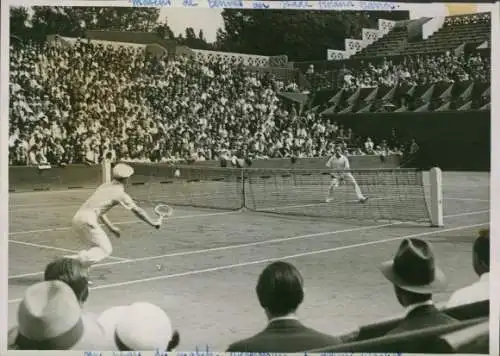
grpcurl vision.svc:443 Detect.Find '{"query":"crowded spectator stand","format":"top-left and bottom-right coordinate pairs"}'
top-left (10, 42), bottom-right (429, 167)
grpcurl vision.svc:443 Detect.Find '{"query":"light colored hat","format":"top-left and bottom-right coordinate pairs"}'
top-left (98, 302), bottom-right (172, 351)
top-left (97, 306), bottom-right (127, 333)
top-left (13, 280), bottom-right (107, 350)
top-left (112, 163), bottom-right (134, 179)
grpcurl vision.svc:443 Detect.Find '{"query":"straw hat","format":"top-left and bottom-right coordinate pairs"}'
top-left (12, 280), bottom-right (107, 350)
top-left (112, 163), bottom-right (134, 179)
top-left (98, 302), bottom-right (173, 351)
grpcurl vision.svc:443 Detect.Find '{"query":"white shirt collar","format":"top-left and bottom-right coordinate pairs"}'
top-left (478, 272), bottom-right (489, 283)
top-left (405, 300), bottom-right (433, 315)
top-left (268, 314), bottom-right (299, 324)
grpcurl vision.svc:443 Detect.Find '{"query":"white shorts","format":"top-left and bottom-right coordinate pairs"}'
top-left (72, 212), bottom-right (112, 252)
top-left (330, 172), bottom-right (355, 185)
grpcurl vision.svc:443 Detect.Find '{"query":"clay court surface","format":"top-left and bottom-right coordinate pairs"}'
top-left (8, 171), bottom-right (489, 350)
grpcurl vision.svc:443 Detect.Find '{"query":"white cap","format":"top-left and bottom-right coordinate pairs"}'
top-left (98, 302), bottom-right (172, 351)
top-left (97, 306), bottom-right (127, 333)
top-left (112, 163), bottom-right (134, 179)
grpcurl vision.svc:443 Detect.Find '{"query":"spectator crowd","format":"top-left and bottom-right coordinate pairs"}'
top-left (10, 39), bottom-right (420, 167)
top-left (306, 52), bottom-right (490, 92)
top-left (8, 229), bottom-right (489, 352)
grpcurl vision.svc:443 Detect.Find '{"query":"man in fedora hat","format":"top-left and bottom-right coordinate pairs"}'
top-left (66, 163), bottom-right (161, 277)
top-left (380, 238), bottom-right (458, 335)
top-left (8, 280), bottom-right (110, 350)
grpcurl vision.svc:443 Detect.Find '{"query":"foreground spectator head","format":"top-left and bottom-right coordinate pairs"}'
top-left (98, 302), bottom-right (179, 351)
top-left (380, 239), bottom-right (457, 338)
top-left (256, 261), bottom-right (304, 318)
top-left (228, 261), bottom-right (342, 352)
top-left (44, 258), bottom-right (89, 305)
top-left (11, 280), bottom-right (106, 350)
top-left (380, 238), bottom-right (447, 306)
top-left (473, 228), bottom-right (489, 276)
top-left (447, 228), bottom-right (490, 308)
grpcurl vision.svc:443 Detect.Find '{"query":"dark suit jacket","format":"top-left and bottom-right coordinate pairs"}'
top-left (227, 318), bottom-right (341, 353)
top-left (387, 304), bottom-right (458, 335)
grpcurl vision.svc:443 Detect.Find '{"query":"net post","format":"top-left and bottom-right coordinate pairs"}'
top-left (102, 159), bottom-right (111, 184)
top-left (241, 168), bottom-right (246, 209)
top-left (429, 167), bottom-right (444, 227)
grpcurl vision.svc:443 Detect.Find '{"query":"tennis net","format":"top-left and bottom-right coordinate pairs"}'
top-left (116, 163), bottom-right (440, 225)
top-left (127, 165), bottom-right (243, 211)
top-left (245, 167), bottom-right (430, 223)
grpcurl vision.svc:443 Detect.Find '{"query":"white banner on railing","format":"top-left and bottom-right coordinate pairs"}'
top-left (326, 49), bottom-right (346, 61)
top-left (378, 19), bottom-right (396, 35)
top-left (362, 28), bottom-right (382, 44)
top-left (345, 39), bottom-right (366, 56)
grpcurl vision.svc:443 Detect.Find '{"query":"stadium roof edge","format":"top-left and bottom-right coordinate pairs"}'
top-left (86, 30), bottom-right (158, 36)
top-left (444, 11), bottom-right (491, 18)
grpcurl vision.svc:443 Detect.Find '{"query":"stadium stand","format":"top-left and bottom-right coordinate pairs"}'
top-left (404, 13), bottom-right (490, 55)
top-left (352, 18), bottom-right (431, 59)
top-left (353, 300), bottom-right (488, 341)
top-left (433, 320), bottom-right (489, 353)
top-left (309, 318), bottom-right (487, 353)
top-left (9, 12), bottom-right (490, 168)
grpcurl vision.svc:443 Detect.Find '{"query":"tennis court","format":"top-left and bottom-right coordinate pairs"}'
top-left (8, 171), bottom-right (489, 350)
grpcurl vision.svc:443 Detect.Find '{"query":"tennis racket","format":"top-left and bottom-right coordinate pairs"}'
top-left (154, 204), bottom-right (174, 226)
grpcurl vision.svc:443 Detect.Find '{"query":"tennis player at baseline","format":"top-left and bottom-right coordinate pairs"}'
top-left (325, 146), bottom-right (368, 204)
top-left (66, 163), bottom-right (161, 272)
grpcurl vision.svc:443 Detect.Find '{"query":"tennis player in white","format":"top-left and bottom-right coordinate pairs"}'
top-left (67, 163), bottom-right (161, 271)
top-left (325, 146), bottom-right (368, 203)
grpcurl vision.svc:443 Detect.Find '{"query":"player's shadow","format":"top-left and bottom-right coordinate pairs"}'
top-left (10, 269), bottom-right (114, 287)
top-left (9, 276), bottom-right (44, 286)
top-left (94, 268), bottom-right (114, 281)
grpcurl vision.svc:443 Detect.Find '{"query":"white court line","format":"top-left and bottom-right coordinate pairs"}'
top-left (10, 188), bottom-right (94, 196)
top-left (5, 195), bottom-right (420, 234)
top-left (9, 222), bottom-right (402, 279)
top-left (8, 191), bottom-right (221, 209)
top-left (7, 221), bottom-right (488, 304)
top-left (8, 195), bottom-right (490, 214)
top-left (8, 209), bottom-right (489, 279)
top-left (255, 194), bottom-right (489, 212)
top-left (8, 240), bottom-right (130, 261)
top-left (442, 184), bottom-right (490, 188)
top-left (9, 210), bottom-right (240, 236)
top-left (9, 188), bottom-right (489, 210)
top-left (9, 202), bottom-right (82, 209)
top-left (442, 197), bottom-right (489, 203)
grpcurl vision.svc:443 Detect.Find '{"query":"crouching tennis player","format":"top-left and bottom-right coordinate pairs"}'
top-left (326, 146), bottom-right (368, 204)
top-left (66, 163), bottom-right (161, 273)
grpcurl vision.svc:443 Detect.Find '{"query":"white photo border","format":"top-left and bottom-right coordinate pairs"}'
top-left (0, 1), bottom-right (496, 354)
top-left (1, 0), bottom-right (10, 351)
top-left (490, 1), bottom-right (499, 355)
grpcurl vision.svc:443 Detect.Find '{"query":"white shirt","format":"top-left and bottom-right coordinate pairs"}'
top-left (268, 315), bottom-right (299, 324)
top-left (326, 154), bottom-right (350, 170)
top-left (405, 300), bottom-right (434, 316)
top-left (446, 273), bottom-right (489, 308)
top-left (74, 182), bottom-right (138, 223)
